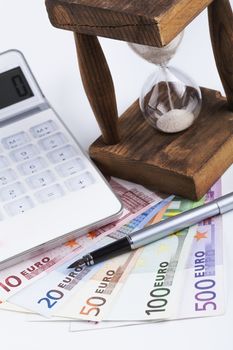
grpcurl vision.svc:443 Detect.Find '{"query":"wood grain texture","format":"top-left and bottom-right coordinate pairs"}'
top-left (208, 0), bottom-right (233, 110)
top-left (89, 88), bottom-right (233, 200)
top-left (74, 33), bottom-right (119, 144)
top-left (45, 0), bottom-right (213, 46)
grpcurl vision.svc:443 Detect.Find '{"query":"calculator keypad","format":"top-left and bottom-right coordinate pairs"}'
top-left (65, 172), bottom-right (94, 192)
top-left (4, 196), bottom-right (35, 216)
top-left (0, 169), bottom-right (17, 187)
top-left (55, 158), bottom-right (84, 177)
top-left (0, 119), bottom-right (96, 218)
top-left (0, 155), bottom-right (9, 168)
top-left (26, 170), bottom-right (56, 189)
top-left (30, 120), bottom-right (57, 138)
top-left (0, 182), bottom-right (26, 202)
top-left (2, 132), bottom-right (30, 150)
top-left (18, 157), bottom-right (47, 176)
top-left (38, 132), bottom-right (66, 151)
top-left (35, 184), bottom-right (64, 203)
top-left (47, 145), bottom-right (78, 164)
top-left (10, 144), bottom-right (39, 162)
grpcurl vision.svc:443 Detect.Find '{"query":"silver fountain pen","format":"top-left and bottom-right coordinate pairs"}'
top-left (68, 192), bottom-right (233, 268)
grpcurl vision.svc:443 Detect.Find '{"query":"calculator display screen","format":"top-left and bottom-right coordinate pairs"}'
top-left (0, 67), bottom-right (34, 109)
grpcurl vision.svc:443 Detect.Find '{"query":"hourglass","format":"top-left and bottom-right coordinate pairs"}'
top-left (45, 0), bottom-right (233, 201)
top-left (129, 33), bottom-right (202, 133)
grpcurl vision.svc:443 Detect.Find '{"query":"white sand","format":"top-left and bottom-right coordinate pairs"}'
top-left (156, 109), bottom-right (195, 133)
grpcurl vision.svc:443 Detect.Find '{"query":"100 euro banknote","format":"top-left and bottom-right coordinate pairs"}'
top-left (103, 197), bottom-right (202, 321)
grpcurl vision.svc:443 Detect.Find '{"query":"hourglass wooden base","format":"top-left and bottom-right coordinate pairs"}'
top-left (89, 88), bottom-right (233, 200)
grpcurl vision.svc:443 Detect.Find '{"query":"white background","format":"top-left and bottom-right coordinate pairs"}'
top-left (0, 1), bottom-right (233, 349)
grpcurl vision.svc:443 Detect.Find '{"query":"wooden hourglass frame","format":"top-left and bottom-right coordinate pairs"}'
top-left (45, 0), bottom-right (233, 200)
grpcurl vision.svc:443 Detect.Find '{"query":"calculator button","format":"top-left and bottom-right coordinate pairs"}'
top-left (26, 170), bottom-right (56, 189)
top-left (10, 144), bottom-right (39, 162)
top-left (4, 196), bottom-right (34, 216)
top-left (47, 145), bottom-right (78, 164)
top-left (0, 182), bottom-right (26, 202)
top-left (18, 157), bottom-right (47, 176)
top-left (65, 172), bottom-right (95, 192)
top-left (38, 132), bottom-right (66, 151)
top-left (55, 158), bottom-right (84, 177)
top-left (0, 169), bottom-right (17, 187)
top-left (2, 132), bottom-right (30, 150)
top-left (30, 120), bottom-right (57, 138)
top-left (35, 184), bottom-right (64, 203)
top-left (0, 155), bottom-right (9, 169)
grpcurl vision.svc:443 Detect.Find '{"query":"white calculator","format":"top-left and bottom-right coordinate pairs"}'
top-left (0, 50), bottom-right (122, 270)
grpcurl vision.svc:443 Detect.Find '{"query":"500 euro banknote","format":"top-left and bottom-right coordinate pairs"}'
top-left (172, 181), bottom-right (225, 319)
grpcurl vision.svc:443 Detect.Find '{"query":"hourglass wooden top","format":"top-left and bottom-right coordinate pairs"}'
top-left (45, 0), bottom-right (213, 46)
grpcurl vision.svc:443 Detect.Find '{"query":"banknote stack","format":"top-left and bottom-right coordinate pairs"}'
top-left (0, 177), bottom-right (225, 332)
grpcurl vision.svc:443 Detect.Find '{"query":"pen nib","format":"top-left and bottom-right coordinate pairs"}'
top-left (68, 258), bottom-right (86, 269)
top-left (68, 254), bottom-right (93, 269)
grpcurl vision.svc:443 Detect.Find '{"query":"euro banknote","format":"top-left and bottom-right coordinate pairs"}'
top-left (0, 177), bottom-right (165, 303)
top-left (171, 181), bottom-right (225, 319)
top-left (101, 182), bottom-right (224, 322)
top-left (71, 206), bottom-right (224, 330)
top-left (69, 181), bottom-right (225, 330)
top-left (51, 195), bottom-right (200, 321)
top-left (8, 195), bottom-right (172, 316)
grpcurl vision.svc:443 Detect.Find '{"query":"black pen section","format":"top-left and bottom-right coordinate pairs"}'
top-left (91, 237), bottom-right (131, 264)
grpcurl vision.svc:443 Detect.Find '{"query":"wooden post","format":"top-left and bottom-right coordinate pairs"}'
top-left (208, 0), bottom-right (233, 110)
top-left (74, 33), bottom-right (120, 144)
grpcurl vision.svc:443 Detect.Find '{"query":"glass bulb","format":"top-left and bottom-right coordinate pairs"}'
top-left (140, 66), bottom-right (202, 133)
top-left (128, 32), bottom-right (202, 133)
top-left (128, 32), bottom-right (184, 66)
